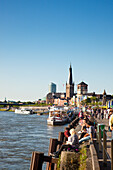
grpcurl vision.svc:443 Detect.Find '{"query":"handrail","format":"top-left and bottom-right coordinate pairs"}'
top-left (96, 124), bottom-right (113, 169)
top-left (99, 126), bottom-right (111, 138)
top-left (103, 147), bottom-right (111, 160)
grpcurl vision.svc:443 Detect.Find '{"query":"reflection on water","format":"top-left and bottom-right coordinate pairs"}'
top-left (0, 111), bottom-right (66, 170)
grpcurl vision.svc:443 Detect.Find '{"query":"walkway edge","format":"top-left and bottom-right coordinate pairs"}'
top-left (90, 140), bottom-right (100, 170)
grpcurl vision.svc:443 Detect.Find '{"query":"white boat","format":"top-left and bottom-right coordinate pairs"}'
top-left (47, 107), bottom-right (68, 125)
top-left (15, 108), bottom-right (33, 114)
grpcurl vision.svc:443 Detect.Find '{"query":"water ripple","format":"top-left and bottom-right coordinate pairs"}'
top-left (0, 111), bottom-right (66, 170)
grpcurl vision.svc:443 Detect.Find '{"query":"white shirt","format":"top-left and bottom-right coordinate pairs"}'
top-left (109, 114), bottom-right (113, 127)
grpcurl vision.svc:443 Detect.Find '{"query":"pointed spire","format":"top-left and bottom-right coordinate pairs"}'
top-left (103, 89), bottom-right (106, 95)
top-left (70, 63), bottom-right (71, 68)
top-left (68, 64), bottom-right (73, 85)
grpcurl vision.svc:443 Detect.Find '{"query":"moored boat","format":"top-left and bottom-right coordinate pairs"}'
top-left (47, 107), bottom-right (68, 125)
top-left (15, 108), bottom-right (33, 114)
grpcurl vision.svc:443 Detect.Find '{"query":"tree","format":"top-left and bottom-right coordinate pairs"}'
top-left (81, 97), bottom-right (91, 106)
top-left (98, 102), bottom-right (102, 106)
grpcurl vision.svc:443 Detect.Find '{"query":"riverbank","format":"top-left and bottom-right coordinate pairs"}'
top-left (0, 108), bottom-right (14, 112)
top-left (0, 107), bottom-right (49, 115)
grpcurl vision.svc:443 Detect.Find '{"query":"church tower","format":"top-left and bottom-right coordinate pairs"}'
top-left (66, 64), bottom-right (74, 99)
top-left (102, 89), bottom-right (107, 105)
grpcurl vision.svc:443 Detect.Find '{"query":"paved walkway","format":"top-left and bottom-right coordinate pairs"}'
top-left (95, 118), bottom-right (112, 170)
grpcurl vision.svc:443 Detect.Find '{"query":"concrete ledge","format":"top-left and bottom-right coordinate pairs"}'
top-left (60, 151), bottom-right (79, 170)
top-left (90, 140), bottom-right (100, 170)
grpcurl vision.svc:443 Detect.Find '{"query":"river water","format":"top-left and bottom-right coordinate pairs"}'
top-left (0, 111), bottom-right (67, 170)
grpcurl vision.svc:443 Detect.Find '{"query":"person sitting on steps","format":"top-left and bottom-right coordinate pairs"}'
top-left (79, 122), bottom-right (95, 144)
top-left (50, 128), bottom-right (79, 158)
top-left (64, 127), bottom-right (70, 141)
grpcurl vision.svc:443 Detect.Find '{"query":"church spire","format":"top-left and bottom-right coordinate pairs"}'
top-left (66, 64), bottom-right (74, 98)
top-left (103, 89), bottom-right (106, 95)
top-left (68, 64), bottom-right (73, 85)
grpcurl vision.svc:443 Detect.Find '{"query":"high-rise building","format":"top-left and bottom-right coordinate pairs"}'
top-left (66, 64), bottom-right (74, 98)
top-left (49, 82), bottom-right (56, 93)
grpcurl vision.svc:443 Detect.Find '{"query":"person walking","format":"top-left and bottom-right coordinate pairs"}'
top-left (96, 109), bottom-right (98, 118)
top-left (98, 108), bottom-right (101, 119)
top-left (101, 109), bottom-right (104, 119)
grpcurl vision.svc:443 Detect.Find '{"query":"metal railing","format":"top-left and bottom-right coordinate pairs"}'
top-left (96, 125), bottom-right (113, 170)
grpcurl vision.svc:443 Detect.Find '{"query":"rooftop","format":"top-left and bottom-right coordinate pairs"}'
top-left (78, 81), bottom-right (88, 86)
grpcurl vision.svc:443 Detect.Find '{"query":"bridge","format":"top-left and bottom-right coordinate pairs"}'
top-left (0, 102), bottom-right (25, 106)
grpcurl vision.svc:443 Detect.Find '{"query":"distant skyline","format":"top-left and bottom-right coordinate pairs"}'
top-left (0, 0), bottom-right (113, 101)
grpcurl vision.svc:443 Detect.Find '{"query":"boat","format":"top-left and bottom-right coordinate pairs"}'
top-left (37, 112), bottom-right (43, 115)
top-left (15, 108), bottom-right (33, 114)
top-left (47, 107), bottom-right (68, 125)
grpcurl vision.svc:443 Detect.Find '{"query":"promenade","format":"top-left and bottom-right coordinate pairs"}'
top-left (30, 114), bottom-right (113, 170)
top-left (95, 117), bottom-right (112, 170)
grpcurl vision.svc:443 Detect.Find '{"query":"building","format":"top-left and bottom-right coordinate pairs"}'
top-left (46, 64), bottom-right (75, 105)
top-left (76, 82), bottom-right (113, 107)
top-left (77, 81), bottom-right (88, 95)
top-left (46, 64), bottom-right (113, 107)
top-left (102, 90), bottom-right (107, 105)
top-left (66, 64), bottom-right (74, 99)
top-left (76, 81), bottom-right (88, 107)
top-left (49, 82), bottom-right (56, 93)
top-left (46, 92), bottom-right (66, 105)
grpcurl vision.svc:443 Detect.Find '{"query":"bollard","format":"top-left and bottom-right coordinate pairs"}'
top-left (46, 138), bottom-right (58, 170)
top-left (30, 152), bottom-right (44, 170)
top-left (54, 132), bottom-right (64, 170)
top-left (103, 130), bottom-right (107, 165)
top-left (57, 132), bottom-right (64, 150)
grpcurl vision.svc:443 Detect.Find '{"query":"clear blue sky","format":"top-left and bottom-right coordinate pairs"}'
top-left (0, 0), bottom-right (113, 101)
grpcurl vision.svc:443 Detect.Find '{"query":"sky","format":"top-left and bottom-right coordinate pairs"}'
top-left (0, 0), bottom-right (113, 101)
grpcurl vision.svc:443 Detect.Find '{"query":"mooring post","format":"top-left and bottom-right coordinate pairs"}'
top-left (103, 129), bottom-right (107, 165)
top-left (46, 138), bottom-right (58, 170)
top-left (54, 132), bottom-right (64, 170)
top-left (30, 152), bottom-right (44, 170)
top-left (57, 132), bottom-right (64, 149)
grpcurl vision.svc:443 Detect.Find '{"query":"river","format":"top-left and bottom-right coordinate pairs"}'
top-left (0, 111), bottom-right (67, 170)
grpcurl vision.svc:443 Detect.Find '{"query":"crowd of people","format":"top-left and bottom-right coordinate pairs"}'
top-left (87, 107), bottom-right (113, 132)
top-left (50, 109), bottom-right (96, 158)
top-left (50, 107), bottom-right (113, 158)
top-left (87, 107), bottom-right (111, 120)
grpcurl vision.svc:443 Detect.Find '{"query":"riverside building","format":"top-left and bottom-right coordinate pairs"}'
top-left (46, 65), bottom-right (113, 106)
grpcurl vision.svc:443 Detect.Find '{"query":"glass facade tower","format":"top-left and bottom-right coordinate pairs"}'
top-left (49, 82), bottom-right (56, 93)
